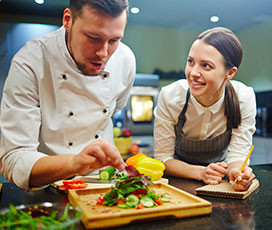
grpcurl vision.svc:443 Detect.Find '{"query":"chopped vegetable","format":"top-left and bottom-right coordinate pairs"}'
top-left (117, 199), bottom-right (125, 205)
top-left (59, 178), bottom-right (88, 190)
top-left (125, 194), bottom-right (139, 208)
top-left (136, 203), bottom-right (145, 209)
top-left (140, 197), bottom-right (154, 207)
top-left (99, 167), bottom-right (116, 180)
top-left (155, 199), bottom-right (163, 206)
top-left (96, 197), bottom-right (106, 206)
top-left (63, 179), bottom-right (84, 185)
top-left (96, 166), bottom-right (169, 209)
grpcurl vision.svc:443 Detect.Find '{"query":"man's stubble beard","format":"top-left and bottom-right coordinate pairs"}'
top-left (67, 29), bottom-right (102, 76)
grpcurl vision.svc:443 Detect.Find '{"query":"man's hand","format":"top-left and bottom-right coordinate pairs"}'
top-left (201, 162), bottom-right (228, 185)
top-left (72, 139), bottom-right (126, 175)
top-left (228, 166), bottom-right (255, 191)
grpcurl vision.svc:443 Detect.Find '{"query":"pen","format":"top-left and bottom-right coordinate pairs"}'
top-left (232, 145), bottom-right (255, 185)
top-left (240, 145), bottom-right (255, 172)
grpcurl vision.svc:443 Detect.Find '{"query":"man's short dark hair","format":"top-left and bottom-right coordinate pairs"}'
top-left (69, 0), bottom-right (129, 19)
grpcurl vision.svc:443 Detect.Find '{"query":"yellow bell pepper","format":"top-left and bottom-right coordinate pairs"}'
top-left (136, 156), bottom-right (165, 181)
top-left (135, 167), bottom-right (164, 181)
top-left (126, 153), bottom-right (147, 167)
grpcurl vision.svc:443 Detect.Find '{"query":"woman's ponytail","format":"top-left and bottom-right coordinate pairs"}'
top-left (224, 81), bottom-right (241, 128)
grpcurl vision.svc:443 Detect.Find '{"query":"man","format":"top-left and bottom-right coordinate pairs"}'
top-left (0, 0), bottom-right (136, 189)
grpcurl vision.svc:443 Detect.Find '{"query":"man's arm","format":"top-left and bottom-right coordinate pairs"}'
top-left (0, 57), bottom-right (43, 189)
top-left (30, 139), bottom-right (125, 187)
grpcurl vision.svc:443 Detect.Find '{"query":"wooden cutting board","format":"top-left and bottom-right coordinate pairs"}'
top-left (68, 183), bottom-right (212, 229)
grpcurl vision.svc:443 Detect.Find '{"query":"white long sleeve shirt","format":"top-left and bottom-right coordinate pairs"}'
top-left (154, 79), bottom-right (256, 165)
top-left (0, 26), bottom-right (136, 189)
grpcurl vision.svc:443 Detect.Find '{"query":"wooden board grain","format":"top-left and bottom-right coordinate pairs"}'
top-left (68, 183), bottom-right (212, 229)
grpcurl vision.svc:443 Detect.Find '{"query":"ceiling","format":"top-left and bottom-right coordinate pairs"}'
top-left (1, 0), bottom-right (272, 32)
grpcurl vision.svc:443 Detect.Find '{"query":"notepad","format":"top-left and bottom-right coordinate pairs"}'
top-left (195, 179), bottom-right (259, 199)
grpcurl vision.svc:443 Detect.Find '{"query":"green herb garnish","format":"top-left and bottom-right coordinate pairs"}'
top-left (98, 174), bottom-right (169, 209)
top-left (0, 203), bottom-right (80, 229)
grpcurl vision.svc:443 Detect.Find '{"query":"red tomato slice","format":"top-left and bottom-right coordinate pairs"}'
top-left (96, 197), bottom-right (106, 205)
top-left (62, 178), bottom-right (85, 185)
top-left (75, 183), bottom-right (88, 189)
top-left (58, 185), bottom-right (68, 191)
top-left (117, 199), bottom-right (125, 205)
top-left (155, 199), bottom-right (163, 206)
top-left (65, 183), bottom-right (88, 189)
top-left (136, 203), bottom-right (145, 209)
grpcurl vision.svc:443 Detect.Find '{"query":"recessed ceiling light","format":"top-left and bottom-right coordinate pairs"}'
top-left (210, 16), bottom-right (219, 23)
top-left (35, 0), bottom-right (45, 4)
top-left (130, 7), bottom-right (140, 14)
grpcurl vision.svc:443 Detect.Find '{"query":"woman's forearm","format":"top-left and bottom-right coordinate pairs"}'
top-left (164, 158), bottom-right (205, 181)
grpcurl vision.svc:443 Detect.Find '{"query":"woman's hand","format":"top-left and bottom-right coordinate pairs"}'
top-left (201, 162), bottom-right (228, 185)
top-left (228, 166), bottom-right (255, 191)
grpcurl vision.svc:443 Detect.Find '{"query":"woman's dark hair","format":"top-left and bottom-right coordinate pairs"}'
top-left (69, 0), bottom-right (129, 20)
top-left (196, 27), bottom-right (242, 128)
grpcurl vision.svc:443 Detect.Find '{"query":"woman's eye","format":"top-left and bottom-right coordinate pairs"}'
top-left (203, 63), bottom-right (211, 69)
top-left (187, 59), bottom-right (193, 64)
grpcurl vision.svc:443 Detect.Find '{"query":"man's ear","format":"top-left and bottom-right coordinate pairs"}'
top-left (226, 67), bottom-right (237, 80)
top-left (62, 8), bottom-right (73, 31)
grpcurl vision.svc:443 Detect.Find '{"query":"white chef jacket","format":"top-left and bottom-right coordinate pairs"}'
top-left (154, 79), bottom-right (256, 165)
top-left (0, 26), bottom-right (136, 189)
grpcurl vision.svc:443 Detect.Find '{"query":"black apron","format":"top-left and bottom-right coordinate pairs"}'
top-left (174, 90), bottom-right (232, 166)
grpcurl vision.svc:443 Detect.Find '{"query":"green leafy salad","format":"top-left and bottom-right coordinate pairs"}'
top-left (96, 166), bottom-right (170, 209)
top-left (0, 203), bottom-right (81, 229)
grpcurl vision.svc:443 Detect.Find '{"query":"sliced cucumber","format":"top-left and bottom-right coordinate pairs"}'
top-left (99, 167), bottom-right (116, 180)
top-left (125, 194), bottom-right (139, 208)
top-left (117, 204), bottom-right (130, 209)
top-left (161, 198), bottom-right (170, 203)
top-left (140, 197), bottom-right (154, 207)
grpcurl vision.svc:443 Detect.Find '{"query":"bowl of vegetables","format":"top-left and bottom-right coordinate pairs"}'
top-left (0, 202), bottom-right (82, 229)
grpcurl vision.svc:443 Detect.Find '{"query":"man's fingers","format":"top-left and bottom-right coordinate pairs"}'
top-left (100, 141), bottom-right (125, 164)
top-left (88, 144), bottom-right (108, 165)
top-left (79, 139), bottom-right (126, 172)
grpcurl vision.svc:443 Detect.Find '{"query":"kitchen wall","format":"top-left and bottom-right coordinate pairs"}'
top-left (236, 18), bottom-right (272, 92)
top-left (1, 16), bottom-right (272, 101)
top-left (0, 23), bottom-right (59, 101)
top-left (122, 22), bottom-right (272, 91)
top-left (122, 24), bottom-right (199, 75)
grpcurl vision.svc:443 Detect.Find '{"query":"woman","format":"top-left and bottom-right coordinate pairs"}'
top-left (154, 27), bottom-right (256, 191)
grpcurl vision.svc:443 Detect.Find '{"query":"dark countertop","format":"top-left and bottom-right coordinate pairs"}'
top-left (1, 164), bottom-right (272, 230)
